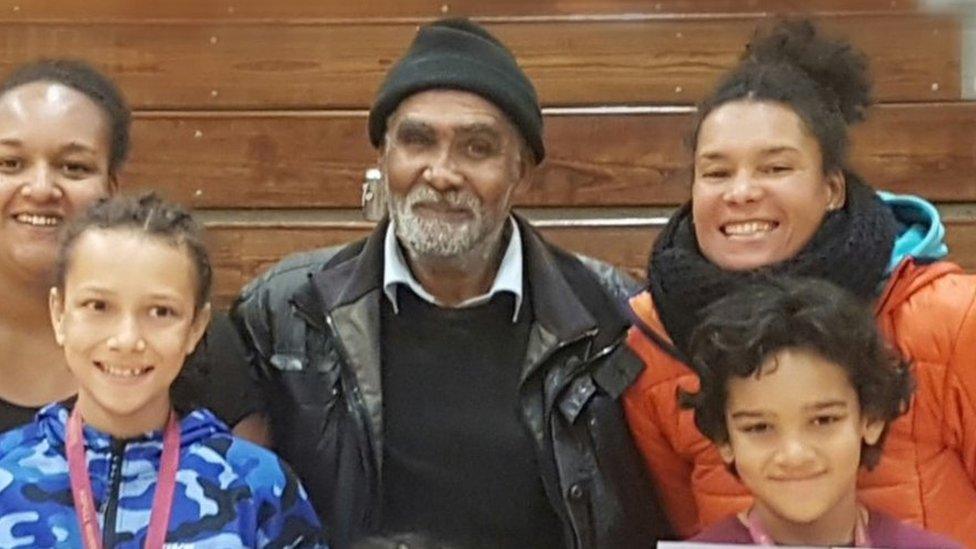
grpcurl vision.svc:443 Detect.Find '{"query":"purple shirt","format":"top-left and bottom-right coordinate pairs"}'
top-left (691, 510), bottom-right (963, 548)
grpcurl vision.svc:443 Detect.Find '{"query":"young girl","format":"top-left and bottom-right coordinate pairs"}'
top-left (680, 278), bottom-right (962, 547)
top-left (0, 194), bottom-right (325, 548)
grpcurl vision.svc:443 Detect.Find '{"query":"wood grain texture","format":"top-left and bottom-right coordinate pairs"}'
top-left (0, 14), bottom-right (958, 108)
top-left (0, 0), bottom-right (921, 21)
top-left (204, 218), bottom-right (976, 307)
top-left (124, 103), bottom-right (976, 208)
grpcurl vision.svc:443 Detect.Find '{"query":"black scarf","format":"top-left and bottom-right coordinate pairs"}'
top-left (648, 176), bottom-right (898, 361)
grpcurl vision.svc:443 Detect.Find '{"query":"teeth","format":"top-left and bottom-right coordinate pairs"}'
top-left (98, 363), bottom-right (151, 378)
top-left (15, 213), bottom-right (61, 227)
top-left (724, 221), bottom-right (774, 236)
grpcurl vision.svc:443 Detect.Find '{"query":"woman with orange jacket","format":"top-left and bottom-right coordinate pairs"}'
top-left (624, 20), bottom-right (976, 546)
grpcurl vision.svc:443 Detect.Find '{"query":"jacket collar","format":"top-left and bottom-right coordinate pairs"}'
top-left (514, 213), bottom-right (601, 345)
top-left (296, 213), bottom-right (608, 350)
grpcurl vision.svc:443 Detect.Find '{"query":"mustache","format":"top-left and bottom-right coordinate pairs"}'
top-left (404, 184), bottom-right (481, 210)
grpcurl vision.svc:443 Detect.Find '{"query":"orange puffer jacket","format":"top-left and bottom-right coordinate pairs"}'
top-left (624, 259), bottom-right (976, 547)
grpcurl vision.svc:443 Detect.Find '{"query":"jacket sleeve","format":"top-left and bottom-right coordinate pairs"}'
top-left (943, 278), bottom-right (976, 484)
top-left (229, 278), bottom-right (278, 416)
top-left (621, 337), bottom-right (700, 538)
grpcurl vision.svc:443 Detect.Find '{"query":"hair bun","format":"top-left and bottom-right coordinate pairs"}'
top-left (744, 19), bottom-right (872, 124)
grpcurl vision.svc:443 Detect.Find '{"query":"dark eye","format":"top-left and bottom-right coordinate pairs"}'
top-left (61, 162), bottom-right (95, 177)
top-left (742, 422), bottom-right (772, 434)
top-left (764, 165), bottom-right (793, 175)
top-left (465, 139), bottom-right (497, 159)
top-left (82, 299), bottom-right (107, 312)
top-left (700, 169), bottom-right (730, 180)
top-left (0, 157), bottom-right (22, 172)
top-left (149, 305), bottom-right (176, 319)
top-left (812, 415), bottom-right (843, 427)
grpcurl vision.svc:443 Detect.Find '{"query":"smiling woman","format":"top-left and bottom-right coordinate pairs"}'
top-left (0, 60), bottom-right (123, 430)
top-left (622, 19), bottom-right (976, 546)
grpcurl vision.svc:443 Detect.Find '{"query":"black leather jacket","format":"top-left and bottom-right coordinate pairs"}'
top-left (231, 216), bottom-right (673, 548)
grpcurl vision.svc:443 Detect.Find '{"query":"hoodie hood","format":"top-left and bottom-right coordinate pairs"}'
top-left (878, 191), bottom-right (948, 273)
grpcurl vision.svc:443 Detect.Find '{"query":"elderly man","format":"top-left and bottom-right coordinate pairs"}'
top-left (232, 18), bottom-right (670, 549)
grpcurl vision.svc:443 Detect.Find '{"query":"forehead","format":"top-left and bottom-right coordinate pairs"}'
top-left (726, 348), bottom-right (858, 411)
top-left (0, 81), bottom-right (109, 140)
top-left (696, 100), bottom-right (818, 158)
top-left (65, 229), bottom-right (196, 296)
top-left (389, 89), bottom-right (515, 135)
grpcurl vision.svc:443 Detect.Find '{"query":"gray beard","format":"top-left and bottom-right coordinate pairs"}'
top-left (389, 184), bottom-right (500, 258)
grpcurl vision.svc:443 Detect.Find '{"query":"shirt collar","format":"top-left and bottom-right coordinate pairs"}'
top-left (383, 217), bottom-right (524, 322)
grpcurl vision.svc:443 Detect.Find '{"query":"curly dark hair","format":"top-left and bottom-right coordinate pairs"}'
top-left (0, 59), bottom-right (131, 176)
top-left (679, 277), bottom-right (913, 470)
top-left (691, 19), bottom-right (872, 176)
top-left (54, 193), bottom-right (212, 413)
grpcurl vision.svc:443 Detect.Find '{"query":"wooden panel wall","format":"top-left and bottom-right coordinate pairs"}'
top-left (1, 0), bottom-right (972, 305)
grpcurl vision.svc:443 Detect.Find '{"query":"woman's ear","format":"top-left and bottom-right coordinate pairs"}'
top-left (49, 287), bottom-right (65, 346)
top-left (862, 416), bottom-right (886, 446)
top-left (718, 442), bottom-right (735, 465)
top-left (825, 169), bottom-right (847, 211)
top-left (185, 303), bottom-right (212, 355)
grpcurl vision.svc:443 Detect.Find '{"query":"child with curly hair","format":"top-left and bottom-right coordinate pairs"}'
top-left (681, 278), bottom-right (961, 547)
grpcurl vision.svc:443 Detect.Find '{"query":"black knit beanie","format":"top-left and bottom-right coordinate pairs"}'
top-left (368, 18), bottom-right (545, 163)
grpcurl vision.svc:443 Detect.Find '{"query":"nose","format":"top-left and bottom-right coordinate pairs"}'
top-left (424, 148), bottom-right (464, 191)
top-left (107, 314), bottom-right (147, 353)
top-left (773, 434), bottom-right (817, 469)
top-left (20, 164), bottom-right (63, 202)
top-left (722, 170), bottom-right (762, 205)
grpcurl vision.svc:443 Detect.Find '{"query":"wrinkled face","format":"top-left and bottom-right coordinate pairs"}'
top-left (50, 229), bottom-right (209, 435)
top-left (380, 89), bottom-right (528, 258)
top-left (0, 82), bottom-right (113, 285)
top-left (720, 348), bottom-right (884, 527)
top-left (692, 101), bottom-right (845, 271)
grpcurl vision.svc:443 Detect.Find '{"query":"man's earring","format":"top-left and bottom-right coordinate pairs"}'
top-left (361, 167), bottom-right (387, 222)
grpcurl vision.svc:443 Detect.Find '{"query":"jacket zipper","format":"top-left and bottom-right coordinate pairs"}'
top-left (101, 438), bottom-right (127, 548)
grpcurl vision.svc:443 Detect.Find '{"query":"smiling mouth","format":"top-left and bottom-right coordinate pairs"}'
top-left (771, 472), bottom-right (827, 482)
top-left (721, 220), bottom-right (778, 237)
top-left (94, 361), bottom-right (154, 378)
top-left (13, 213), bottom-right (63, 228)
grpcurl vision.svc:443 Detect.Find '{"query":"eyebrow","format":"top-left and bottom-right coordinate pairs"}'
top-left (59, 142), bottom-right (98, 155)
top-left (0, 139), bottom-right (97, 154)
top-left (758, 146), bottom-right (800, 156)
top-left (803, 400), bottom-right (849, 412)
top-left (729, 400), bottom-right (849, 419)
top-left (730, 410), bottom-right (768, 420)
top-left (697, 145), bottom-right (800, 161)
top-left (75, 286), bottom-right (184, 301)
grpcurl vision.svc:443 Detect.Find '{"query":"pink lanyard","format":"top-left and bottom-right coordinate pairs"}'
top-left (67, 408), bottom-right (181, 549)
top-left (743, 506), bottom-right (872, 547)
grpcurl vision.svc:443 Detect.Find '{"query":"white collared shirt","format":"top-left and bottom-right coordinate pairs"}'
top-left (383, 218), bottom-right (524, 322)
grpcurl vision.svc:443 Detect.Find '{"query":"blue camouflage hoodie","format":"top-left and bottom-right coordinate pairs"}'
top-left (0, 404), bottom-right (326, 548)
